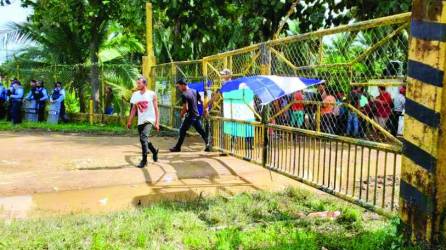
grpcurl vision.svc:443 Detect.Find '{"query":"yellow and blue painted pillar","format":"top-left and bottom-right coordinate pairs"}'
top-left (401, 0), bottom-right (446, 245)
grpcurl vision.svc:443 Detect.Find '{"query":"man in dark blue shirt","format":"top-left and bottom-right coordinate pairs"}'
top-left (170, 79), bottom-right (210, 152)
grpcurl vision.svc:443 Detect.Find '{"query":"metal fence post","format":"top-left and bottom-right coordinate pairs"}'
top-left (261, 106), bottom-right (269, 167)
top-left (202, 59), bottom-right (212, 148)
top-left (260, 43), bottom-right (271, 75)
top-left (170, 63), bottom-right (177, 128)
top-left (89, 99), bottom-right (94, 125)
top-left (316, 103), bottom-right (321, 132)
top-left (259, 42), bottom-right (271, 166)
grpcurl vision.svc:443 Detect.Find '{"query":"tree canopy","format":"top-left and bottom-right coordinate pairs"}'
top-left (0, 0), bottom-right (411, 113)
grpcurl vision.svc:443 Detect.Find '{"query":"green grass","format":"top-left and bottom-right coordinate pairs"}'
top-left (0, 120), bottom-right (176, 136)
top-left (0, 187), bottom-right (423, 250)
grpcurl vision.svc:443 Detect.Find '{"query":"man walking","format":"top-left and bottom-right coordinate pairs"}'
top-left (127, 76), bottom-right (160, 168)
top-left (170, 79), bottom-right (210, 152)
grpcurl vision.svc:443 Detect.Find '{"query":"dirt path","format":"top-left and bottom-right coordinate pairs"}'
top-left (0, 132), bottom-right (232, 195)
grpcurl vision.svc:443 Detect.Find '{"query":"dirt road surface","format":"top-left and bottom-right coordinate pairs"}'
top-left (0, 132), bottom-right (315, 218)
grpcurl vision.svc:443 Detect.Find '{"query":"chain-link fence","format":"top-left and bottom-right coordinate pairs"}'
top-left (154, 13), bottom-right (409, 144)
top-left (151, 13), bottom-right (410, 215)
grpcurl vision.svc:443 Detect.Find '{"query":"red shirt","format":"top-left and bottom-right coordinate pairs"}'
top-left (321, 95), bottom-right (336, 115)
top-left (376, 92), bottom-right (392, 118)
top-left (291, 91), bottom-right (304, 111)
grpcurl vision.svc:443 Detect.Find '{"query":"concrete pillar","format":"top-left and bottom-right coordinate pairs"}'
top-left (400, 0), bottom-right (446, 246)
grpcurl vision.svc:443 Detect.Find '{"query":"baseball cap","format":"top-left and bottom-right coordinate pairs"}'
top-left (219, 68), bottom-right (232, 76)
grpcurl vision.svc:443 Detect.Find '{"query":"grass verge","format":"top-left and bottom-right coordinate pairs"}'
top-left (0, 187), bottom-right (424, 249)
top-left (0, 120), bottom-right (176, 136)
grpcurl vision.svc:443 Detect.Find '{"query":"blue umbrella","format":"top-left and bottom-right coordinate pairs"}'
top-left (220, 75), bottom-right (324, 105)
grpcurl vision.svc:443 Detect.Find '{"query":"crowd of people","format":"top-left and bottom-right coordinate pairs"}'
top-left (272, 83), bottom-right (406, 138)
top-left (0, 76), bottom-right (67, 124)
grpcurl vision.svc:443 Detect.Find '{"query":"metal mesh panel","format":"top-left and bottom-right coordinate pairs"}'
top-left (266, 21), bottom-right (409, 144)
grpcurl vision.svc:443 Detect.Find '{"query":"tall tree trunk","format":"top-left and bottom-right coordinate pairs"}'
top-left (89, 40), bottom-right (100, 113)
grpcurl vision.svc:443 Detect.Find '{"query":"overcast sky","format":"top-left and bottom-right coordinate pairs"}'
top-left (0, 0), bottom-right (31, 25)
top-left (0, 0), bottom-right (32, 63)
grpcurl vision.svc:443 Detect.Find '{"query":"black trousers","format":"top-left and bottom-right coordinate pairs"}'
top-left (175, 115), bottom-right (208, 150)
top-left (137, 122), bottom-right (157, 160)
top-left (0, 100), bottom-right (5, 120)
top-left (389, 111), bottom-right (402, 136)
top-left (6, 100), bottom-right (12, 121)
top-left (11, 100), bottom-right (22, 124)
top-left (60, 101), bottom-right (67, 122)
top-left (38, 102), bottom-right (46, 122)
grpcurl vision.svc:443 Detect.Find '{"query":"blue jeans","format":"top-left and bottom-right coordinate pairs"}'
top-left (346, 112), bottom-right (359, 137)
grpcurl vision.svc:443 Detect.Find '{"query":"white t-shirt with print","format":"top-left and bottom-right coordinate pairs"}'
top-left (130, 90), bottom-right (156, 125)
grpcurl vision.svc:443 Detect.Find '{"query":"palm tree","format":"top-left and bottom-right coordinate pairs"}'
top-left (0, 21), bottom-right (142, 113)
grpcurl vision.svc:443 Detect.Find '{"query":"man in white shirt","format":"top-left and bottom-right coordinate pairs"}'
top-left (127, 76), bottom-right (160, 168)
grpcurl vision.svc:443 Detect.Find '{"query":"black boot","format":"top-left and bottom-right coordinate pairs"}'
top-left (148, 143), bottom-right (159, 162)
top-left (137, 156), bottom-right (147, 168)
top-left (204, 144), bottom-right (211, 152)
top-left (169, 147), bottom-right (181, 152)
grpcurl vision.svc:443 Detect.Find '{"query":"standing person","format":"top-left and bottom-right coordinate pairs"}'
top-left (24, 80), bottom-right (37, 100)
top-left (170, 79), bottom-right (210, 152)
top-left (0, 78), bottom-right (7, 120)
top-left (25, 80), bottom-right (48, 122)
top-left (290, 90), bottom-right (305, 128)
top-left (8, 80), bottom-right (24, 124)
top-left (205, 69), bottom-right (232, 148)
top-left (346, 87), bottom-right (361, 137)
top-left (24, 80), bottom-right (38, 121)
top-left (389, 86), bottom-right (406, 136)
top-left (104, 86), bottom-right (114, 115)
top-left (127, 76), bottom-right (160, 168)
top-left (374, 86), bottom-right (393, 129)
top-left (334, 91), bottom-right (347, 135)
top-left (321, 89), bottom-right (336, 134)
top-left (36, 81), bottom-right (48, 122)
top-left (205, 68), bottom-right (232, 116)
top-left (50, 82), bottom-right (68, 123)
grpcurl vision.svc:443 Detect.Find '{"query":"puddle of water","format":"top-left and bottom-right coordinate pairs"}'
top-left (0, 176), bottom-right (257, 220)
top-left (0, 195), bottom-right (33, 219)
